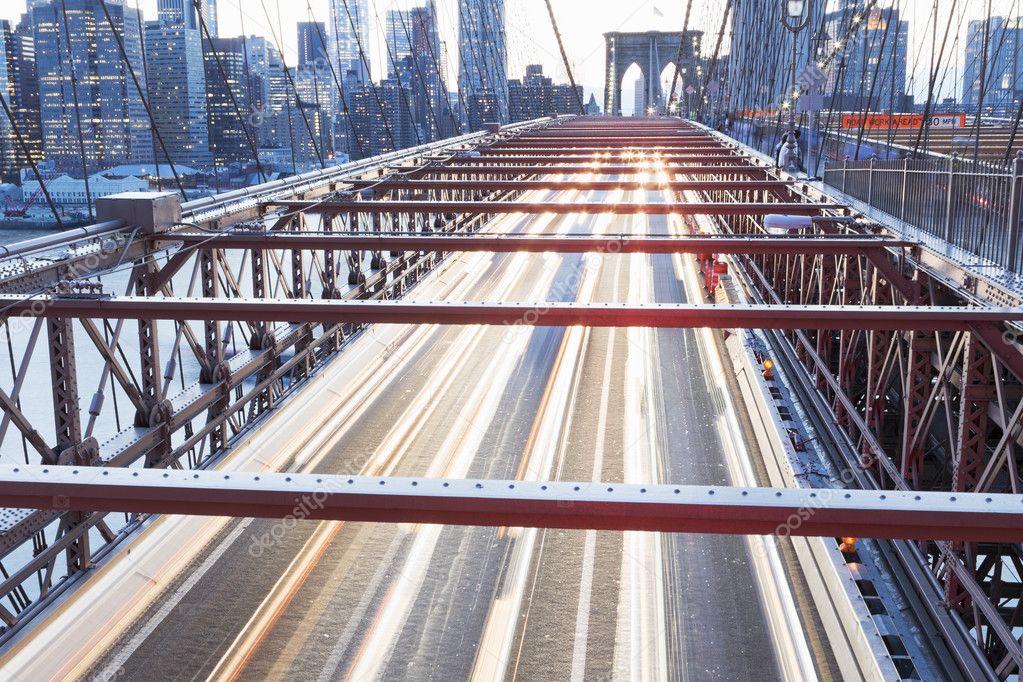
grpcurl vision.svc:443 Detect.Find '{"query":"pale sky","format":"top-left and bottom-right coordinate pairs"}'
top-left (2, 0), bottom-right (1020, 106)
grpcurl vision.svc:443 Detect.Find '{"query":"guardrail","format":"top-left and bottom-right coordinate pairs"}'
top-left (824, 153), bottom-right (1023, 273)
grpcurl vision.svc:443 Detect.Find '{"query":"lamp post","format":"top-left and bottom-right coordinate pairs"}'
top-left (781, 0), bottom-right (811, 168)
top-left (808, 30), bottom-right (829, 177)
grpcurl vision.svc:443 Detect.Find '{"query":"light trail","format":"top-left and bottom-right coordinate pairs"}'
top-left (672, 186), bottom-right (818, 679)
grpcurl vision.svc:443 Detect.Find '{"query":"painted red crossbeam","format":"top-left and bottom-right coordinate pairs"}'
top-left (264, 200), bottom-right (836, 216)
top-left (474, 148), bottom-right (735, 155)
top-left (165, 233), bottom-right (912, 256)
top-left (439, 155), bottom-right (742, 165)
top-left (4, 465), bottom-right (1023, 543)
top-left (3, 297), bottom-right (1019, 332)
top-left (396, 165), bottom-right (769, 176)
top-left (482, 145), bottom-right (729, 153)
top-left (343, 179), bottom-right (791, 192)
top-left (500, 139), bottom-right (711, 146)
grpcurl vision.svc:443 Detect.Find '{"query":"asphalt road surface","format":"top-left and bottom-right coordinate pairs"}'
top-left (8, 183), bottom-right (820, 681)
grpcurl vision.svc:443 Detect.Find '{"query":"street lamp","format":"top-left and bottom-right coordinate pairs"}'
top-left (780, 0), bottom-right (811, 171)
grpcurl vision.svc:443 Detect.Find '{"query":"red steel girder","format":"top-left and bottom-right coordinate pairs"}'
top-left (264, 200), bottom-right (837, 216)
top-left (501, 139), bottom-right (714, 146)
top-left (344, 179), bottom-right (791, 192)
top-left (439, 155), bottom-right (741, 165)
top-left (483, 145), bottom-right (729, 152)
top-left (397, 164), bottom-right (769, 176)
top-left (4, 297), bottom-right (1021, 332)
top-left (5, 465), bottom-right (1023, 543)
top-left (474, 147), bottom-right (732, 155)
top-left (164, 233), bottom-right (914, 257)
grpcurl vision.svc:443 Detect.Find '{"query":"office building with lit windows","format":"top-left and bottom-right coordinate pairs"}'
top-left (459, 0), bottom-right (507, 128)
top-left (32, 0), bottom-right (153, 175)
top-left (145, 22), bottom-right (212, 168)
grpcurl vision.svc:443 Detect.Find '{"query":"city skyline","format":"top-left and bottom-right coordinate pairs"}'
top-left (6, 0), bottom-right (1023, 195)
top-left (3, 0), bottom-right (1023, 105)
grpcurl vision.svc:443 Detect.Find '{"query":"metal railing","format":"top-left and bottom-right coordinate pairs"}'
top-left (824, 152), bottom-right (1023, 273)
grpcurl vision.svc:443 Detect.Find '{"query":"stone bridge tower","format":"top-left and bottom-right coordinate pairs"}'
top-left (604, 31), bottom-right (703, 115)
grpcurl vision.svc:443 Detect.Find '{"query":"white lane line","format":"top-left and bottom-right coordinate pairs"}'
top-left (101, 518), bottom-right (255, 674)
top-left (471, 199), bottom-right (608, 681)
top-left (343, 254), bottom-right (567, 681)
top-left (671, 197), bottom-right (818, 681)
top-left (315, 533), bottom-right (407, 682)
top-left (569, 254), bottom-right (622, 682)
top-left (612, 204), bottom-right (669, 682)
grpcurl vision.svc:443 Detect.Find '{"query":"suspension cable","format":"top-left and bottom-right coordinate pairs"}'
top-left (194, 0), bottom-right (267, 181)
top-left (306, 0), bottom-right (366, 159)
top-left (258, 0), bottom-right (326, 168)
top-left (667, 0), bottom-right (696, 115)
top-left (542, 0), bottom-right (583, 115)
top-left (97, 0), bottom-right (187, 200)
top-left (371, 0), bottom-right (422, 147)
top-left (339, 0), bottom-right (398, 151)
top-left (57, 0), bottom-right (94, 219)
top-left (0, 90), bottom-right (63, 229)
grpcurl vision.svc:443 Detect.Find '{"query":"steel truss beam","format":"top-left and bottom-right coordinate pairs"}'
top-left (504, 137), bottom-right (710, 145)
top-left (4, 465), bottom-right (1023, 543)
top-left (437, 157), bottom-right (744, 167)
top-left (482, 145), bottom-right (729, 153)
top-left (439, 155), bottom-right (741, 164)
top-left (343, 179), bottom-right (792, 192)
top-left (2, 297), bottom-right (1020, 331)
top-left (391, 164), bottom-right (772, 176)
top-left (164, 233), bottom-right (914, 256)
top-left (265, 200), bottom-right (839, 216)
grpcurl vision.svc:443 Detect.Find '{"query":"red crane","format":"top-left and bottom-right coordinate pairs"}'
top-left (3, 187), bottom-right (43, 218)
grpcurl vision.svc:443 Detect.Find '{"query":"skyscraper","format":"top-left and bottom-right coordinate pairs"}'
top-left (347, 75), bottom-right (414, 158)
top-left (328, 0), bottom-right (370, 84)
top-left (158, 0), bottom-right (218, 36)
top-left (459, 0), bottom-right (507, 128)
top-left (385, 9), bottom-right (413, 70)
top-left (292, 66), bottom-right (334, 169)
top-left (825, 6), bottom-right (910, 111)
top-left (32, 0), bottom-right (153, 175)
top-left (0, 30), bottom-right (12, 181)
top-left (145, 22), bottom-right (211, 168)
top-left (384, 3), bottom-right (448, 141)
top-left (203, 36), bottom-right (252, 166)
top-left (297, 21), bottom-right (329, 69)
top-left (0, 18), bottom-right (42, 181)
top-left (963, 16), bottom-right (1023, 117)
top-left (239, 35), bottom-right (279, 149)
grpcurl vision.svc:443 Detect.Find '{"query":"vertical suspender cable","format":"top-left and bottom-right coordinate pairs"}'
top-left (914, 0), bottom-right (957, 156)
top-left (134, 0), bottom-right (164, 191)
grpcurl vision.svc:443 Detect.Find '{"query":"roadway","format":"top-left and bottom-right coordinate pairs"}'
top-left (2, 182), bottom-right (821, 680)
